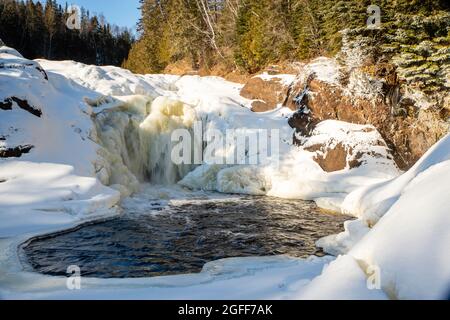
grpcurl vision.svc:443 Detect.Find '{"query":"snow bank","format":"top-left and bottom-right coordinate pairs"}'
top-left (297, 255), bottom-right (388, 300)
top-left (318, 135), bottom-right (450, 256)
top-left (0, 162), bottom-right (119, 238)
top-left (349, 159), bottom-right (450, 300)
top-left (38, 59), bottom-right (179, 97)
top-left (311, 134), bottom-right (450, 300)
top-left (0, 47), bottom-right (121, 237)
top-left (342, 134), bottom-right (450, 224)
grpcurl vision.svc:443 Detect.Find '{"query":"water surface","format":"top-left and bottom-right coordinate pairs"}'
top-left (23, 196), bottom-right (350, 278)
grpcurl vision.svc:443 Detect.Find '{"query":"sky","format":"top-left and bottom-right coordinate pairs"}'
top-left (55, 0), bottom-right (141, 31)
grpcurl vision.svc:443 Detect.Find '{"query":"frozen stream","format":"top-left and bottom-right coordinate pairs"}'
top-left (22, 189), bottom-right (351, 279)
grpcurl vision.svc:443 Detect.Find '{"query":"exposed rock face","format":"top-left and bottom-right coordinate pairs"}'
top-left (242, 54), bottom-right (447, 169)
top-left (286, 69), bottom-right (448, 170)
top-left (240, 74), bottom-right (293, 112)
top-left (0, 145), bottom-right (34, 158)
top-left (0, 99), bottom-right (13, 111)
top-left (299, 121), bottom-right (395, 173)
top-left (249, 100), bottom-right (274, 113)
top-left (305, 142), bottom-right (354, 172)
top-left (0, 97), bottom-right (42, 117)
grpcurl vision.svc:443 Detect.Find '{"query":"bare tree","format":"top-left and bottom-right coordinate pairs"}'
top-left (194, 0), bottom-right (225, 59)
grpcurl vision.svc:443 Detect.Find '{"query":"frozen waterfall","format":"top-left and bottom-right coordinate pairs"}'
top-left (92, 95), bottom-right (197, 196)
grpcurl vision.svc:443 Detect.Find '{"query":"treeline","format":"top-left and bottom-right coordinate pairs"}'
top-left (0, 0), bottom-right (134, 66)
top-left (124, 0), bottom-right (449, 74)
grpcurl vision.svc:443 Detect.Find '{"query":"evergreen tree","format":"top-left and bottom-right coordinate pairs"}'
top-left (0, 0), bottom-right (134, 66)
top-left (234, 0), bottom-right (291, 73)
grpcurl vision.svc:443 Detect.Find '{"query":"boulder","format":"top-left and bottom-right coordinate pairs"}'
top-left (0, 97), bottom-right (42, 117)
top-left (300, 121), bottom-right (395, 173)
top-left (240, 74), bottom-right (294, 112)
top-left (0, 145), bottom-right (34, 158)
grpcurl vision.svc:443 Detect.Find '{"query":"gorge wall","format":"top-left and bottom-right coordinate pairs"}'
top-left (241, 60), bottom-right (449, 170)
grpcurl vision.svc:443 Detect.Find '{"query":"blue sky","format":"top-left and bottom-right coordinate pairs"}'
top-left (54, 0), bottom-right (141, 30)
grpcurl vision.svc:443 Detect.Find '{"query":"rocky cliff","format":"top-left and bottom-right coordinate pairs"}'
top-left (241, 58), bottom-right (449, 170)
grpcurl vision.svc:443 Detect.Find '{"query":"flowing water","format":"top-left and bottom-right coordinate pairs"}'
top-left (23, 193), bottom-right (351, 279)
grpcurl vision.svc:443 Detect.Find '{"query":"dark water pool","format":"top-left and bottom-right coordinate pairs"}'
top-left (23, 196), bottom-right (350, 278)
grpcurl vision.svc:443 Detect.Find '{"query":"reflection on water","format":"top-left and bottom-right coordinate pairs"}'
top-left (23, 196), bottom-right (350, 278)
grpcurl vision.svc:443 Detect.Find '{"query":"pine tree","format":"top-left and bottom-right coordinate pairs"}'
top-left (235, 0), bottom-right (291, 73)
top-left (0, 0), bottom-right (134, 66)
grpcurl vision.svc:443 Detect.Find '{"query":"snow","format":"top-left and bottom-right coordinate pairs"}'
top-left (318, 135), bottom-right (450, 258)
top-left (37, 59), bottom-right (179, 98)
top-left (256, 72), bottom-right (297, 86)
top-left (1, 45), bottom-right (449, 300)
top-left (349, 158), bottom-right (450, 300)
top-left (314, 134), bottom-right (450, 300)
top-left (0, 253), bottom-right (333, 300)
top-left (180, 119), bottom-right (400, 200)
top-left (304, 57), bottom-right (342, 85)
top-left (297, 255), bottom-right (388, 300)
top-left (0, 47), bottom-right (121, 241)
top-left (342, 133), bottom-right (450, 224)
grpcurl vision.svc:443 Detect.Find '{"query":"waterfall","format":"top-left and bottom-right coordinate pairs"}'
top-left (92, 95), bottom-right (197, 196)
top-left (139, 96), bottom-right (196, 184)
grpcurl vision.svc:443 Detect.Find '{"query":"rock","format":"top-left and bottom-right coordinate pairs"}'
top-left (288, 107), bottom-right (317, 138)
top-left (250, 100), bottom-right (273, 113)
top-left (300, 121), bottom-right (394, 173)
top-left (240, 75), bottom-right (292, 112)
top-left (305, 142), bottom-right (351, 172)
top-left (0, 145), bottom-right (34, 158)
top-left (0, 97), bottom-right (42, 117)
top-left (0, 99), bottom-right (13, 111)
top-left (287, 74), bottom-right (448, 170)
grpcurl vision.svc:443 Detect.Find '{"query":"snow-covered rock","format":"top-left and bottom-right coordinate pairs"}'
top-left (313, 134), bottom-right (450, 300)
top-left (240, 73), bottom-right (295, 112)
top-left (350, 158), bottom-right (450, 300)
top-left (342, 133), bottom-right (450, 223)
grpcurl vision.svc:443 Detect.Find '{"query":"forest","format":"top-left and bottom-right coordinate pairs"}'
top-left (0, 0), bottom-right (134, 66)
top-left (1, 0), bottom-right (448, 76)
top-left (124, 0), bottom-right (449, 78)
